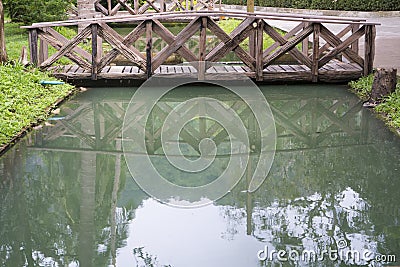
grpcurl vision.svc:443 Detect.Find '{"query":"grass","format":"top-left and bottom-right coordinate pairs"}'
top-left (218, 18), bottom-right (296, 50)
top-left (4, 22), bottom-right (27, 61)
top-left (0, 22), bottom-right (76, 151)
top-left (349, 74), bottom-right (400, 132)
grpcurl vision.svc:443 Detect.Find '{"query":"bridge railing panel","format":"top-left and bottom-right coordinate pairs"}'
top-left (24, 11), bottom-right (378, 82)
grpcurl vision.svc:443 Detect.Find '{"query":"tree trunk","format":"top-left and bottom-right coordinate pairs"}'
top-left (371, 68), bottom-right (397, 101)
top-left (0, 0), bottom-right (7, 62)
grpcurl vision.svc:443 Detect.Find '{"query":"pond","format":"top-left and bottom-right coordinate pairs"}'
top-left (0, 84), bottom-right (399, 266)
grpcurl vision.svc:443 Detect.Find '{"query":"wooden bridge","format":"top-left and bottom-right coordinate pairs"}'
top-left (24, 10), bottom-right (378, 83)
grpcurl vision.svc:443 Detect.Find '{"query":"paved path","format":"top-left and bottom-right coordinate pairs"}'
top-left (222, 5), bottom-right (400, 70)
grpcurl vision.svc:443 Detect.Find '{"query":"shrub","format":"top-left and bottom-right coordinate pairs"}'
top-left (224, 0), bottom-right (400, 11)
top-left (4, 0), bottom-right (75, 24)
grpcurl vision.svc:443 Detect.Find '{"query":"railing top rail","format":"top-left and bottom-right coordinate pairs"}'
top-left (22, 10), bottom-right (379, 29)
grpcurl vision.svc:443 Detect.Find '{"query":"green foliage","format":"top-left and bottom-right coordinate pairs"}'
top-left (0, 63), bottom-right (75, 147)
top-left (375, 84), bottom-right (400, 129)
top-left (348, 74), bottom-right (374, 101)
top-left (349, 74), bottom-right (400, 131)
top-left (223, 0), bottom-right (400, 11)
top-left (4, 0), bottom-right (75, 24)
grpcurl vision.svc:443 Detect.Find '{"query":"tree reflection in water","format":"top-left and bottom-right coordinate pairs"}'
top-left (0, 85), bottom-right (399, 266)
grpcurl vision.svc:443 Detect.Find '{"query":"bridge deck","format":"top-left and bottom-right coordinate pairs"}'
top-left (49, 61), bottom-right (362, 83)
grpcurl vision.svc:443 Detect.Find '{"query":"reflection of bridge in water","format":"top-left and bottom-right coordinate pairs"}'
top-left (30, 88), bottom-right (370, 155)
top-left (3, 86), bottom-right (400, 266)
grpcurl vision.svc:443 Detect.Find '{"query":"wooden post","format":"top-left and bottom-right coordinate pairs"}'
top-left (302, 22), bottom-right (309, 56)
top-left (134, 0), bottom-right (139, 14)
top-left (91, 24), bottom-right (98, 80)
top-left (249, 19), bottom-right (257, 60)
top-left (255, 19), bottom-right (263, 81)
top-left (351, 24), bottom-right (359, 53)
top-left (28, 29), bottom-right (38, 66)
top-left (107, 0), bottom-right (112, 14)
top-left (311, 23), bottom-right (320, 83)
top-left (38, 39), bottom-right (49, 65)
top-left (160, 0), bottom-right (165, 12)
top-left (198, 17), bottom-right (207, 80)
top-left (146, 21), bottom-right (153, 78)
top-left (364, 24), bottom-right (376, 76)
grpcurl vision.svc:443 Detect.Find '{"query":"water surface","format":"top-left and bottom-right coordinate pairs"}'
top-left (0, 84), bottom-right (399, 266)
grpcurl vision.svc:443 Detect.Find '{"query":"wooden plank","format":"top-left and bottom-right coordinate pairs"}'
top-left (199, 17), bottom-right (207, 61)
top-left (152, 18), bottom-right (199, 70)
top-left (319, 25), bottom-right (352, 55)
top-left (263, 23), bottom-right (312, 68)
top-left (206, 17), bottom-right (255, 70)
top-left (91, 24), bottom-right (99, 80)
top-left (364, 25), bottom-right (375, 76)
top-left (263, 23), bottom-right (314, 68)
top-left (29, 29), bottom-right (38, 66)
top-left (37, 30), bottom-right (91, 70)
top-left (146, 20), bottom-right (153, 78)
top-left (44, 28), bottom-right (92, 62)
top-left (318, 25), bottom-right (364, 68)
top-left (38, 38), bottom-right (48, 65)
top-left (98, 21), bottom-right (146, 71)
top-left (263, 21), bottom-right (305, 57)
top-left (98, 23), bottom-right (146, 70)
top-left (255, 19), bottom-right (263, 81)
top-left (312, 23), bottom-right (320, 82)
top-left (152, 19), bottom-right (197, 70)
top-left (302, 22), bottom-right (309, 55)
top-left (40, 25), bottom-right (91, 69)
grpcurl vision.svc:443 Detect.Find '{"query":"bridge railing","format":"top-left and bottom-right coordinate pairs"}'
top-left (93, 0), bottom-right (217, 16)
top-left (23, 11), bottom-right (378, 82)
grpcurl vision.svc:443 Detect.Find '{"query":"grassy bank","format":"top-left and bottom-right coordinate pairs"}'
top-left (349, 75), bottom-right (400, 134)
top-left (0, 64), bottom-right (75, 151)
top-left (0, 22), bottom-right (75, 153)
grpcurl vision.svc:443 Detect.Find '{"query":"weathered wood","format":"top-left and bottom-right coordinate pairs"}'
top-left (37, 28), bottom-right (92, 70)
top-left (91, 23), bottom-right (98, 80)
top-left (319, 25), bottom-right (364, 68)
top-left (40, 26), bottom-right (91, 69)
top-left (351, 24), bottom-right (359, 53)
top-left (264, 23), bottom-right (313, 68)
top-left (199, 17), bottom-right (207, 61)
top-left (38, 38), bottom-right (48, 65)
top-left (312, 23), bottom-right (320, 82)
top-left (152, 18), bottom-right (199, 70)
top-left (255, 19), bottom-right (263, 81)
top-left (97, 23), bottom-right (146, 70)
top-left (98, 21), bottom-right (146, 71)
top-left (302, 22), bottom-right (309, 55)
top-left (146, 20), bottom-right (153, 78)
top-left (206, 17), bottom-right (256, 70)
top-left (152, 19), bottom-right (197, 67)
top-left (364, 25), bottom-right (376, 76)
top-left (29, 29), bottom-right (38, 66)
top-left (370, 68), bottom-right (397, 101)
top-left (318, 24), bottom-right (352, 55)
top-left (25, 11), bottom-right (377, 84)
top-left (263, 22), bottom-right (312, 68)
top-left (44, 27), bottom-right (92, 62)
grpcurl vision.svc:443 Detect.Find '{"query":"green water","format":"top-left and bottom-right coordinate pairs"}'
top-left (0, 84), bottom-right (399, 266)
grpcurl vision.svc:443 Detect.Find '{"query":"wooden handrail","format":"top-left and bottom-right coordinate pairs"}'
top-left (23, 10), bottom-right (378, 29)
